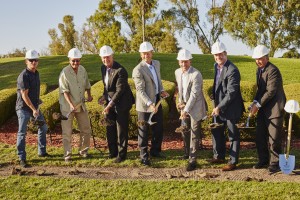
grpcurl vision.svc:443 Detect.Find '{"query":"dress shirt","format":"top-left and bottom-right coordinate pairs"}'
top-left (147, 63), bottom-right (159, 95)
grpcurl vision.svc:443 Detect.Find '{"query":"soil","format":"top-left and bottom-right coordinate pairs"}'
top-left (1, 114), bottom-right (300, 182)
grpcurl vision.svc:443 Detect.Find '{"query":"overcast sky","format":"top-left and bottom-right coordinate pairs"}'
top-left (0, 0), bottom-right (284, 57)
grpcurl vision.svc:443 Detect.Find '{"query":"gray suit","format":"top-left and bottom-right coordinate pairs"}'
top-left (132, 59), bottom-right (164, 159)
top-left (212, 60), bottom-right (244, 164)
top-left (254, 62), bottom-right (286, 166)
top-left (175, 66), bottom-right (207, 162)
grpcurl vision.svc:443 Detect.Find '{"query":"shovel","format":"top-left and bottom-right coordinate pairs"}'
top-left (279, 100), bottom-right (300, 174)
top-left (52, 103), bottom-right (82, 121)
top-left (236, 112), bottom-right (255, 129)
top-left (208, 100), bottom-right (223, 129)
top-left (147, 95), bottom-right (168, 126)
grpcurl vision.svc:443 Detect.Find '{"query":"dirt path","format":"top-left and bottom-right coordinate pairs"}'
top-left (1, 164), bottom-right (300, 182)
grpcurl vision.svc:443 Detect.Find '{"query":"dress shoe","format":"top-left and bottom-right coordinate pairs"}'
top-left (141, 158), bottom-right (151, 166)
top-left (38, 153), bottom-right (51, 157)
top-left (186, 162), bottom-right (197, 171)
top-left (268, 165), bottom-right (280, 173)
top-left (253, 162), bottom-right (268, 169)
top-left (20, 160), bottom-right (28, 168)
top-left (222, 164), bottom-right (236, 171)
top-left (114, 157), bottom-right (126, 163)
top-left (207, 158), bottom-right (225, 164)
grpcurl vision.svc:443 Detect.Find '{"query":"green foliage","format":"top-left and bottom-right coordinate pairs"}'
top-left (282, 49), bottom-right (300, 59)
top-left (0, 88), bottom-right (17, 126)
top-left (223, 0), bottom-right (300, 57)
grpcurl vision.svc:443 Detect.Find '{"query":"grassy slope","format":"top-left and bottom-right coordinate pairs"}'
top-left (1, 53), bottom-right (299, 90)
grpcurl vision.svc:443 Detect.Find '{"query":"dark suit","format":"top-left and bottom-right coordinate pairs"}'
top-left (101, 61), bottom-right (134, 159)
top-left (212, 60), bottom-right (244, 164)
top-left (254, 62), bottom-right (286, 166)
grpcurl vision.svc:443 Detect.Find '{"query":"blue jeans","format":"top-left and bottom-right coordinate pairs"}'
top-left (16, 109), bottom-right (48, 160)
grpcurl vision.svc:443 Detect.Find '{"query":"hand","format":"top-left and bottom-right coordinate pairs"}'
top-left (248, 102), bottom-right (255, 111)
top-left (86, 95), bottom-right (93, 102)
top-left (211, 107), bottom-right (220, 116)
top-left (69, 103), bottom-right (76, 112)
top-left (98, 96), bottom-right (106, 105)
top-left (33, 109), bottom-right (39, 118)
top-left (160, 91), bottom-right (169, 98)
top-left (177, 103), bottom-right (185, 110)
top-left (250, 104), bottom-right (259, 116)
top-left (150, 103), bottom-right (158, 113)
top-left (180, 111), bottom-right (188, 119)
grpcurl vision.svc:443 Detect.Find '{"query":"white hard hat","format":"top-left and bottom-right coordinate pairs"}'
top-left (68, 48), bottom-right (82, 58)
top-left (25, 50), bottom-right (39, 59)
top-left (252, 45), bottom-right (270, 59)
top-left (139, 41), bottom-right (154, 52)
top-left (211, 41), bottom-right (226, 54)
top-left (177, 49), bottom-right (193, 60)
top-left (99, 45), bottom-right (114, 57)
top-left (284, 100), bottom-right (300, 113)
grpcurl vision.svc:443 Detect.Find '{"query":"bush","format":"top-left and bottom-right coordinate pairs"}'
top-left (0, 88), bottom-right (17, 126)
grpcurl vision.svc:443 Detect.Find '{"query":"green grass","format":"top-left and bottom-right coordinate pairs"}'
top-left (1, 176), bottom-right (300, 200)
top-left (1, 53), bottom-right (299, 90)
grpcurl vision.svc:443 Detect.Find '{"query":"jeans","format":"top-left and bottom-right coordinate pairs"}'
top-left (16, 109), bottom-right (48, 160)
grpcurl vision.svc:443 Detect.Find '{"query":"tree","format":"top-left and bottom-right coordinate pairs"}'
top-left (282, 48), bottom-right (300, 59)
top-left (48, 15), bottom-right (78, 55)
top-left (223, 0), bottom-right (300, 57)
top-left (86, 0), bottom-right (126, 52)
top-left (167, 0), bottom-right (225, 54)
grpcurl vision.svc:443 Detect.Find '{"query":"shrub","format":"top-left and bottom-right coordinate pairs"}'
top-left (0, 88), bottom-right (17, 126)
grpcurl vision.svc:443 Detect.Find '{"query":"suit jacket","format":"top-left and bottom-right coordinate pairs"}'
top-left (255, 62), bottom-right (286, 119)
top-left (101, 61), bottom-right (134, 112)
top-left (175, 66), bottom-right (207, 121)
top-left (132, 60), bottom-right (164, 112)
top-left (213, 60), bottom-right (245, 120)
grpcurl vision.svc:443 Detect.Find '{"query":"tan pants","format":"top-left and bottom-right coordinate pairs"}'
top-left (61, 110), bottom-right (91, 157)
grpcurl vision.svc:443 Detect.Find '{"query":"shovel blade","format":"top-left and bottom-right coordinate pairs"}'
top-left (148, 121), bottom-right (157, 126)
top-left (279, 154), bottom-right (295, 174)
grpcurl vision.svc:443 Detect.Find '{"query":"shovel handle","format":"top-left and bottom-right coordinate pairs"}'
top-left (286, 113), bottom-right (293, 158)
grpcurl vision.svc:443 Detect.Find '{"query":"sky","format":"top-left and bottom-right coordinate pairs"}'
top-left (0, 0), bottom-right (283, 57)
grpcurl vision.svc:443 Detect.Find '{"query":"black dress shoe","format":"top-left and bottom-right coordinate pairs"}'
top-left (253, 162), bottom-right (268, 169)
top-left (186, 162), bottom-right (197, 171)
top-left (38, 153), bottom-right (51, 157)
top-left (20, 160), bottom-right (28, 168)
top-left (114, 157), bottom-right (126, 163)
top-left (268, 165), bottom-right (280, 173)
top-left (141, 158), bottom-right (151, 166)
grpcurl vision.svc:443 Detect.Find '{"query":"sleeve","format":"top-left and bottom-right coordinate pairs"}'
top-left (58, 70), bottom-right (69, 94)
top-left (111, 67), bottom-right (127, 103)
top-left (17, 73), bottom-right (29, 90)
top-left (132, 66), bottom-right (151, 105)
top-left (184, 72), bottom-right (202, 113)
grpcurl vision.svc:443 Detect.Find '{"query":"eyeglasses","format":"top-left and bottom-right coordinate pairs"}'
top-left (71, 59), bottom-right (80, 63)
top-left (28, 59), bottom-right (39, 63)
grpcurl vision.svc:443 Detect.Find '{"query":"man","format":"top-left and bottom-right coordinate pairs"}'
top-left (250, 45), bottom-right (286, 173)
top-left (59, 48), bottom-right (93, 162)
top-left (132, 41), bottom-right (169, 166)
top-left (16, 50), bottom-right (50, 168)
top-left (98, 45), bottom-right (134, 163)
top-left (175, 49), bottom-right (207, 171)
top-left (209, 41), bottom-right (245, 171)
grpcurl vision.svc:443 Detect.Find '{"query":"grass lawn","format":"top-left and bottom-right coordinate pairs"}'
top-left (1, 53), bottom-right (300, 90)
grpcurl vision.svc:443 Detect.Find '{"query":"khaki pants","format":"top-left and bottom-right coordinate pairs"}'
top-left (61, 110), bottom-right (91, 157)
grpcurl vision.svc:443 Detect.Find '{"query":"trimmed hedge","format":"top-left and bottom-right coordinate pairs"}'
top-left (0, 88), bottom-right (17, 126)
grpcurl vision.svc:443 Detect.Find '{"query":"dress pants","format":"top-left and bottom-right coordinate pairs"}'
top-left (61, 110), bottom-right (91, 156)
top-left (137, 104), bottom-right (163, 159)
top-left (211, 117), bottom-right (240, 164)
top-left (106, 107), bottom-right (129, 159)
top-left (181, 116), bottom-right (201, 163)
top-left (256, 112), bottom-right (283, 166)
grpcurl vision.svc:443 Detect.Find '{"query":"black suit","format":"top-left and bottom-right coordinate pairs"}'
top-left (254, 62), bottom-right (286, 166)
top-left (101, 61), bottom-right (134, 159)
top-left (212, 60), bottom-right (245, 164)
